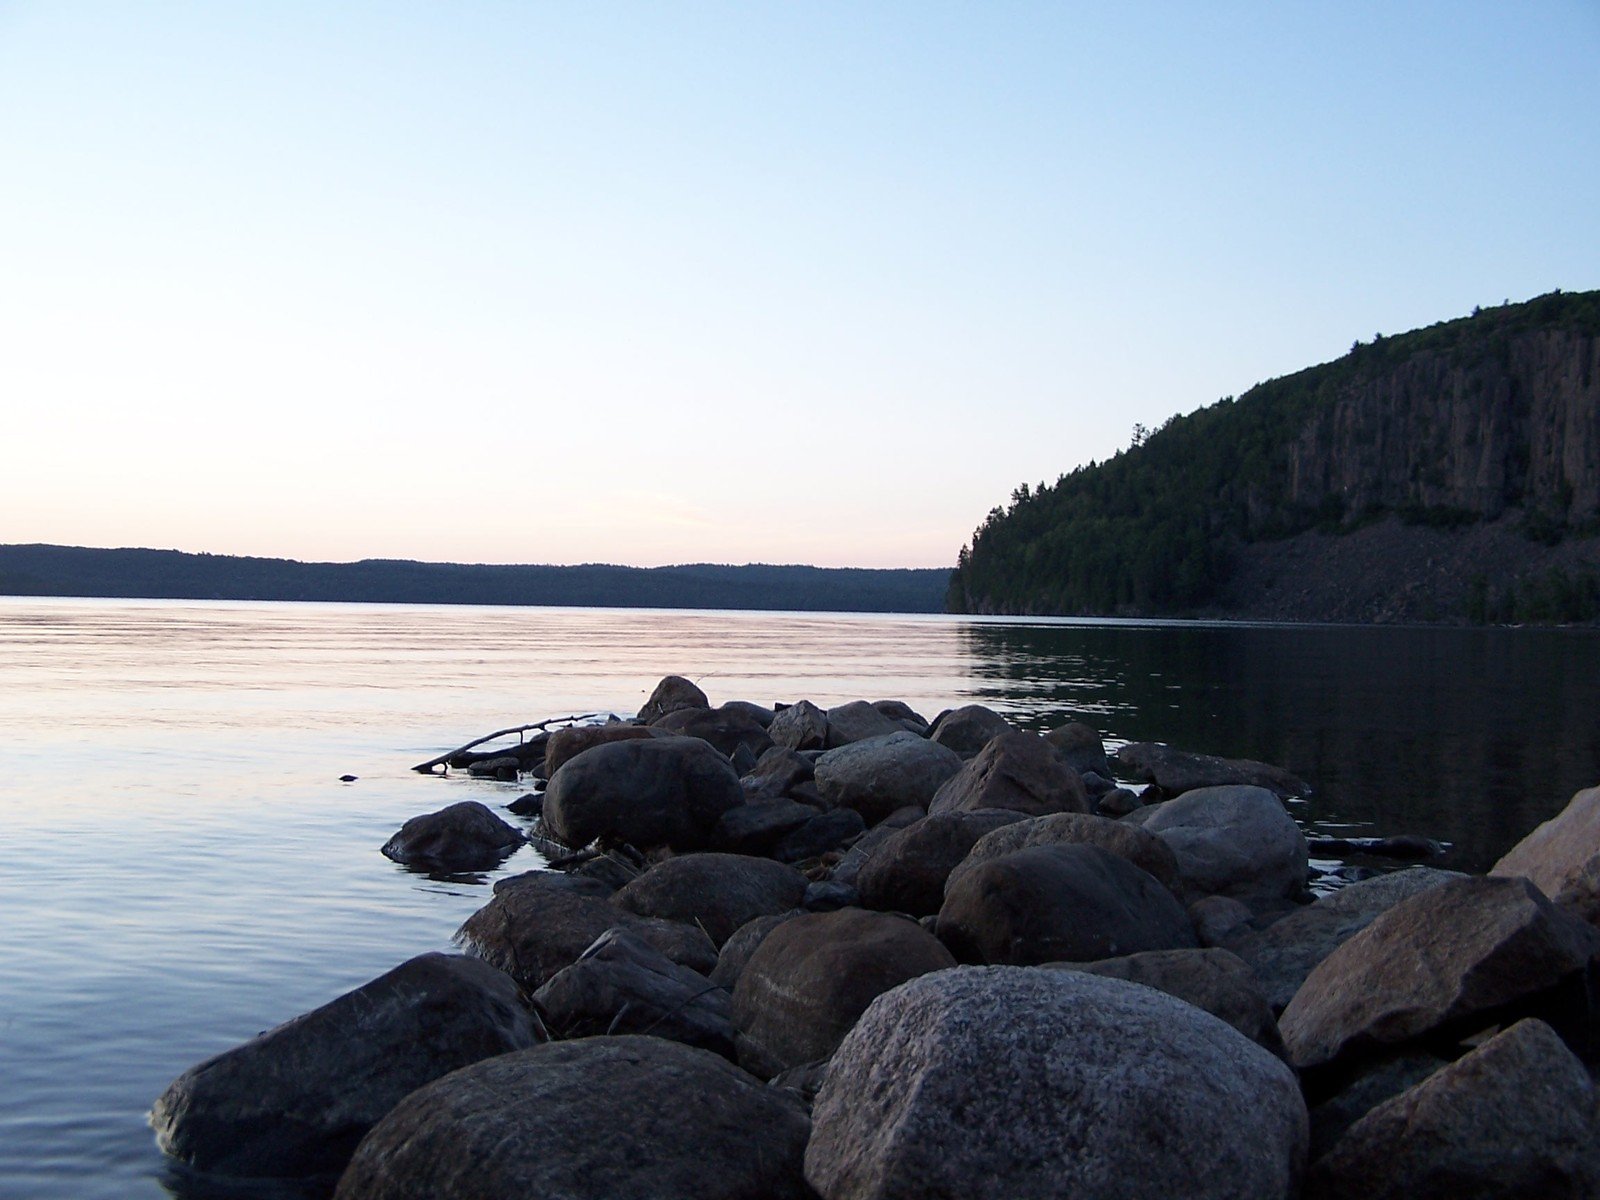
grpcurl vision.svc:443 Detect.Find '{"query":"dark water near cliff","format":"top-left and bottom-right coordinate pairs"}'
top-left (2, 597), bottom-right (1597, 1198)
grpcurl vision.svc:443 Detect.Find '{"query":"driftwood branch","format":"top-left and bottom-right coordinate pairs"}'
top-left (410, 713), bottom-right (609, 774)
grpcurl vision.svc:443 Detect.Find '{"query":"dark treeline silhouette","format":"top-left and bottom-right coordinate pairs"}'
top-left (0, 544), bottom-right (950, 613)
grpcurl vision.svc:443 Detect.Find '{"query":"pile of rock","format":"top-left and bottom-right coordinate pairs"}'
top-left (151, 679), bottom-right (1600, 1199)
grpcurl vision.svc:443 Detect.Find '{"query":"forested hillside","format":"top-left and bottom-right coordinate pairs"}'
top-left (948, 290), bottom-right (1600, 622)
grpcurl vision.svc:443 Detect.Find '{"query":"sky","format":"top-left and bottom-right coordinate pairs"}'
top-left (2, 2), bottom-right (1597, 569)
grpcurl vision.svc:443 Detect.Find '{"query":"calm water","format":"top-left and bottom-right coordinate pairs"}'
top-left (2, 597), bottom-right (1598, 1198)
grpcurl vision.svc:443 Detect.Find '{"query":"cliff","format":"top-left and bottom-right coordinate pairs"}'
top-left (949, 290), bottom-right (1600, 622)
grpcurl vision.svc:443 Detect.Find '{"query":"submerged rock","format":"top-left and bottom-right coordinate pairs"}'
top-left (379, 800), bottom-right (524, 872)
top-left (1114, 741), bottom-right (1310, 798)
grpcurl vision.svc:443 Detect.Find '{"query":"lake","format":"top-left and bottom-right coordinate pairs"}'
top-left (2, 597), bottom-right (1597, 1198)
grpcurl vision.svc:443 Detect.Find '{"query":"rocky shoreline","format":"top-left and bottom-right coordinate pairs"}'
top-left (151, 676), bottom-right (1600, 1198)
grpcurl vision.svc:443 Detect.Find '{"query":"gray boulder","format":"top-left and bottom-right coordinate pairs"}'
top-left (856, 810), bottom-right (1027, 916)
top-left (1113, 741), bottom-right (1309, 798)
top-left (945, 810), bottom-right (1182, 898)
top-left (379, 801), bottom-right (524, 871)
top-left (532, 928), bottom-right (731, 1055)
top-left (637, 674), bottom-right (709, 723)
top-left (1139, 785), bottom-right (1308, 903)
top-left (772, 807), bottom-right (867, 863)
top-left (544, 723), bottom-right (664, 776)
top-left (805, 966), bottom-right (1307, 1200)
top-left (1043, 721), bottom-right (1110, 777)
top-left (714, 799), bottom-right (819, 856)
top-left (936, 843), bottom-right (1198, 965)
top-left (1305, 1019), bottom-right (1600, 1200)
top-left (1279, 875), bottom-right (1600, 1075)
top-left (152, 953), bottom-right (538, 1180)
top-left (814, 732), bottom-right (964, 826)
top-left (542, 735), bottom-right (744, 852)
top-left (872, 699), bottom-right (930, 734)
top-left (710, 910), bottom-right (805, 990)
top-left (768, 699), bottom-right (829, 751)
top-left (739, 746), bottom-right (814, 800)
top-left (928, 704), bottom-right (1014, 756)
top-left (335, 1037), bottom-right (813, 1200)
top-left (611, 852), bottom-right (808, 946)
top-left (651, 706), bottom-right (774, 760)
top-left (824, 700), bottom-right (904, 748)
top-left (732, 908), bottom-right (955, 1079)
top-left (928, 731), bottom-right (1089, 818)
top-left (1491, 783), bottom-right (1600, 927)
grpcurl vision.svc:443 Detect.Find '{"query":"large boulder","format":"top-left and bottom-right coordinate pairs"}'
top-left (335, 1037), bottom-right (813, 1200)
top-left (1304, 1019), bottom-right (1600, 1200)
top-left (714, 799), bottom-right (820, 856)
top-left (856, 810), bottom-right (1027, 916)
top-left (739, 746), bottom-right (815, 800)
top-left (771, 807), bottom-right (867, 863)
top-left (611, 852), bottom-right (809, 946)
top-left (936, 843), bottom-right (1198, 965)
top-left (152, 953), bottom-right (538, 1180)
top-left (768, 699), bottom-right (829, 751)
top-left (1043, 721), bottom-right (1110, 777)
top-left (651, 706), bottom-right (774, 760)
top-left (927, 704), bottom-right (1014, 756)
top-left (455, 871), bottom-right (717, 990)
top-left (733, 908), bottom-right (955, 1079)
top-left (1138, 785), bottom-right (1308, 903)
top-left (1046, 947), bottom-right (1285, 1058)
top-left (945, 810), bottom-right (1182, 898)
top-left (1279, 875), bottom-right (1600, 1076)
top-left (531, 929), bottom-right (732, 1055)
top-left (928, 731), bottom-right (1089, 818)
top-left (710, 910), bottom-right (806, 990)
top-left (805, 967), bottom-right (1307, 1200)
top-left (1491, 783), bottom-right (1600, 927)
top-left (379, 801), bottom-right (524, 871)
top-left (543, 723), bottom-right (665, 776)
top-left (814, 732), bottom-right (964, 826)
top-left (637, 674), bottom-right (710, 724)
top-left (1113, 741), bottom-right (1309, 798)
top-left (824, 700), bottom-right (904, 748)
top-left (873, 699), bottom-right (930, 734)
top-left (1226, 866), bottom-right (1467, 1012)
top-left (542, 735), bottom-right (744, 851)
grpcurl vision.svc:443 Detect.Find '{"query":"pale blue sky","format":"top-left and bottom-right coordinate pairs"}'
top-left (2, 2), bottom-right (1596, 567)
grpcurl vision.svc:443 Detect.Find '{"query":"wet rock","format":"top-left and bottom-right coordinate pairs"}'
top-left (814, 732), bottom-right (964, 826)
top-left (637, 674), bottom-right (710, 724)
top-left (805, 967), bottom-right (1307, 1200)
top-left (542, 735), bottom-right (744, 852)
top-left (380, 801), bottom-right (525, 871)
top-left (531, 929), bottom-right (732, 1055)
top-left (739, 746), bottom-right (814, 800)
top-left (1045, 947), bottom-right (1286, 1058)
top-left (506, 792), bottom-right (543, 817)
top-left (152, 953), bottom-right (539, 1180)
top-left (1139, 785), bottom-right (1308, 902)
top-left (856, 810), bottom-right (1028, 916)
top-left (936, 843), bottom-right (1198, 965)
top-left (945, 810), bottom-right (1182, 898)
top-left (1492, 783), bottom-right (1600, 927)
top-left (611, 852), bottom-right (808, 946)
top-left (927, 704), bottom-right (1013, 756)
top-left (544, 723), bottom-right (663, 776)
top-left (455, 871), bottom-right (717, 990)
top-left (732, 908), bottom-right (955, 1078)
top-left (335, 1037), bottom-right (813, 1200)
top-left (768, 699), bottom-right (829, 752)
top-left (928, 730), bottom-right (1089, 818)
top-left (1043, 721), bottom-right (1110, 777)
top-left (652, 705), bottom-right (774, 761)
top-left (824, 700), bottom-right (904, 747)
top-left (713, 799), bottom-right (819, 856)
top-left (1304, 1019), bottom-right (1600, 1200)
top-left (1113, 741), bottom-right (1310, 799)
top-left (772, 806), bottom-right (866, 863)
top-left (1279, 875), bottom-right (1600, 1076)
top-left (709, 911), bottom-right (805, 991)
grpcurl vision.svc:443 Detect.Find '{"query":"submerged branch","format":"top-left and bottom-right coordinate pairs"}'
top-left (410, 713), bottom-right (609, 774)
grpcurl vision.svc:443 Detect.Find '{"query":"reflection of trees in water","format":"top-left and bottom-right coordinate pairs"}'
top-left (958, 622), bottom-right (1600, 871)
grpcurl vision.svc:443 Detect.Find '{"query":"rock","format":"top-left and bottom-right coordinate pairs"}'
top-left (542, 735), bottom-right (744, 852)
top-left (1045, 947), bottom-right (1286, 1057)
top-left (945, 810), bottom-right (1182, 898)
top-left (1139, 785), bottom-right (1309, 903)
top-left (455, 871), bottom-right (717, 990)
top-left (1226, 867), bottom-right (1466, 1011)
top-left (1096, 786), bottom-right (1142, 817)
top-left (611, 853), bottom-right (809, 946)
top-left (637, 674), bottom-right (710, 724)
top-left (805, 966), bottom-right (1307, 1200)
top-left (937, 843), bottom-right (1198, 965)
top-left (379, 801), bottom-right (524, 871)
top-left (506, 791), bottom-right (543, 816)
top-left (769, 1058), bottom-right (830, 1106)
top-left (829, 818), bottom-right (917, 888)
top-left (1113, 741), bottom-right (1310, 798)
top-left (927, 704), bottom-right (1013, 756)
top-left (335, 1037), bottom-right (813, 1200)
top-left (532, 929), bottom-right (732, 1055)
top-left (152, 953), bottom-right (539, 1180)
top-left (1043, 721), bottom-right (1110, 777)
top-left (928, 731), bottom-right (1089, 818)
top-left (824, 700), bottom-right (904, 747)
top-left (1307, 834), bottom-right (1444, 860)
top-left (772, 807), bottom-right (866, 863)
top-left (543, 723), bottom-right (663, 776)
top-left (652, 705), bottom-right (774, 760)
top-left (714, 799), bottom-right (819, 855)
top-left (872, 699), bottom-right (929, 734)
top-left (856, 810), bottom-right (1028, 916)
top-left (710, 911), bottom-right (805, 990)
top-left (1279, 875), bottom-right (1600, 1076)
top-left (1306, 1050), bottom-right (1451, 1161)
top-left (739, 746), bottom-right (814, 799)
top-left (1492, 783), bottom-right (1600, 926)
top-left (732, 909), bottom-right (955, 1078)
top-left (768, 699), bottom-right (829, 751)
top-left (1304, 1019), bottom-right (1600, 1200)
top-left (804, 880), bottom-right (858, 911)
top-left (719, 699), bottom-right (775, 727)
top-left (1190, 894), bottom-right (1258, 946)
top-left (465, 754), bottom-right (520, 780)
top-left (814, 732), bottom-right (964, 826)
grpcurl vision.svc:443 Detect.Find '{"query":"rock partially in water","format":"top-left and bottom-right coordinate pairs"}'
top-left (814, 732), bottom-right (964, 827)
top-left (928, 730), bottom-right (1089, 818)
top-left (1491, 783), bottom-right (1600, 928)
top-left (1043, 721), bottom-right (1110, 778)
top-left (1138, 784), bottom-right (1308, 903)
top-left (856, 809), bottom-right (1027, 916)
top-left (611, 852), bottom-right (808, 946)
top-left (152, 953), bottom-right (539, 1180)
top-left (1114, 741), bottom-right (1310, 798)
top-left (544, 723), bottom-right (664, 775)
top-left (379, 801), bottom-right (524, 872)
top-left (335, 1037), bottom-right (814, 1200)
